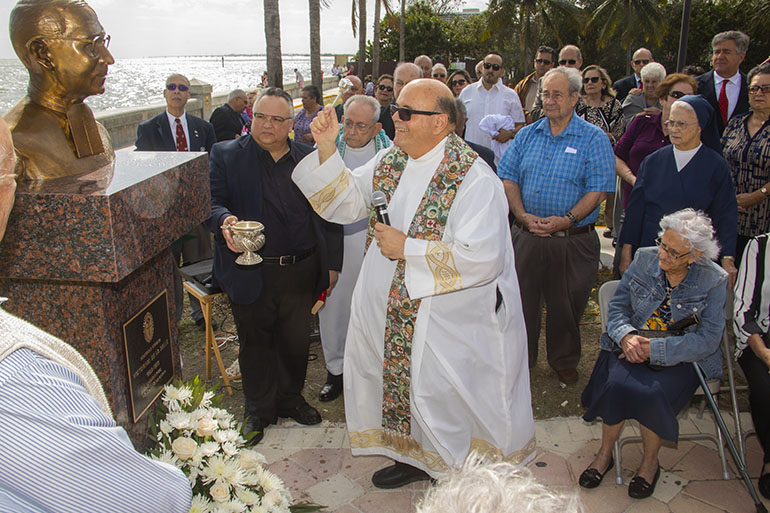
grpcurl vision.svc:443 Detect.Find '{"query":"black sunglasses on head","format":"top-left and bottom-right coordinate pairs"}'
top-left (633, 59), bottom-right (651, 65)
top-left (390, 104), bottom-right (443, 122)
top-left (582, 76), bottom-right (601, 84)
top-left (483, 62), bottom-right (502, 71)
top-left (166, 83), bottom-right (189, 92)
top-left (535, 59), bottom-right (552, 65)
top-left (451, 79), bottom-right (467, 86)
top-left (377, 84), bottom-right (393, 92)
top-left (559, 59), bottom-right (577, 65)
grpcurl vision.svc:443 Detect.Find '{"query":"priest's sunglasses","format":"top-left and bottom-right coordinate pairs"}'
top-left (390, 105), bottom-right (443, 122)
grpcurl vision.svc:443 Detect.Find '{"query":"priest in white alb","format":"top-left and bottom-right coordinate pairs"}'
top-left (293, 79), bottom-right (536, 488)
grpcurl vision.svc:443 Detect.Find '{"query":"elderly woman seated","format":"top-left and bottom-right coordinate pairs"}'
top-left (579, 209), bottom-right (727, 499)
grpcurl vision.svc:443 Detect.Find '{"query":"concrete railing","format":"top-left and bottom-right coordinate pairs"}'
top-left (97, 76), bottom-right (341, 150)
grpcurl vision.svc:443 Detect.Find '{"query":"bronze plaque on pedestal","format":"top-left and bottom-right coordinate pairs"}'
top-left (123, 290), bottom-right (174, 421)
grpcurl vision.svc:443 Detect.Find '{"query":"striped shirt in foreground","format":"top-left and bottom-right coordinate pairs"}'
top-left (0, 348), bottom-right (192, 513)
top-left (733, 233), bottom-right (770, 358)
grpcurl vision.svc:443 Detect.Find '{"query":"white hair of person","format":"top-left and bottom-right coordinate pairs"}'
top-left (712, 30), bottom-right (750, 55)
top-left (543, 66), bottom-right (583, 94)
top-left (228, 89), bottom-right (246, 101)
top-left (432, 63), bottom-right (448, 75)
top-left (343, 94), bottom-right (381, 125)
top-left (415, 454), bottom-right (584, 513)
top-left (640, 62), bottom-right (667, 82)
top-left (658, 208), bottom-right (721, 262)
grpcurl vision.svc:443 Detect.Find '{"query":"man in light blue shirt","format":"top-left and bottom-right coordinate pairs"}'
top-left (498, 66), bottom-right (615, 385)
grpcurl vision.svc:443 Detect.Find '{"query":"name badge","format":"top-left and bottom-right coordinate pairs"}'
top-left (565, 147), bottom-right (577, 154)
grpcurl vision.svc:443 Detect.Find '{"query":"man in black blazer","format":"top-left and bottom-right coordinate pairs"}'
top-left (209, 89), bottom-right (247, 142)
top-left (135, 73), bottom-right (217, 330)
top-left (612, 48), bottom-right (653, 102)
top-left (697, 30), bottom-right (751, 135)
top-left (210, 88), bottom-right (343, 442)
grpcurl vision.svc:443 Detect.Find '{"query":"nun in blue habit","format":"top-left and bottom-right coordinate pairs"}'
top-left (618, 94), bottom-right (738, 276)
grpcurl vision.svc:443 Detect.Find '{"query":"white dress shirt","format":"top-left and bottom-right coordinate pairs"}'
top-left (460, 79), bottom-right (525, 148)
top-left (713, 71), bottom-right (742, 119)
top-left (165, 110), bottom-right (190, 149)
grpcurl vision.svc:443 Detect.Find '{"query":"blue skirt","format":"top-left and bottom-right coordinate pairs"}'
top-left (581, 349), bottom-right (699, 442)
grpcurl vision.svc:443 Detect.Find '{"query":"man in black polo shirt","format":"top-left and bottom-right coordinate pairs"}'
top-left (209, 88), bottom-right (343, 443)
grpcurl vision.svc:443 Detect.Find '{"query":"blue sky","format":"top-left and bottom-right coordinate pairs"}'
top-left (0, 0), bottom-right (490, 59)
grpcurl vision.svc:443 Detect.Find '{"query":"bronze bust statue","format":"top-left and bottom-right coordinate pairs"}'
top-left (4, 0), bottom-right (115, 181)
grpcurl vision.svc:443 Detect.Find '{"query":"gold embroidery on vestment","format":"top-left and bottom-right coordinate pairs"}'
top-left (425, 241), bottom-right (462, 294)
top-left (308, 169), bottom-right (349, 213)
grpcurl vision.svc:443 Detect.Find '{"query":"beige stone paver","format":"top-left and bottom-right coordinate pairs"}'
top-left (306, 473), bottom-right (366, 511)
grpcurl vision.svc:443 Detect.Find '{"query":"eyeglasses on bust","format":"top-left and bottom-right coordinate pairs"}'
top-left (44, 33), bottom-right (111, 55)
top-left (535, 59), bottom-right (552, 65)
top-left (343, 120), bottom-right (374, 132)
top-left (668, 90), bottom-right (687, 99)
top-left (483, 62), bottom-right (502, 71)
top-left (655, 237), bottom-right (690, 260)
top-left (166, 83), bottom-right (190, 92)
top-left (582, 76), bottom-right (601, 84)
top-left (451, 79), bottom-right (467, 87)
top-left (559, 59), bottom-right (577, 65)
top-left (749, 84), bottom-right (770, 95)
top-left (253, 112), bottom-right (291, 124)
top-left (633, 59), bottom-right (651, 65)
top-left (390, 104), bottom-right (442, 122)
top-left (663, 119), bottom-right (696, 130)
top-left (377, 84), bottom-right (393, 92)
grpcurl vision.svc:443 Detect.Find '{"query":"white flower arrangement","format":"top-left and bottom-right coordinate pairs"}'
top-left (149, 378), bottom-right (323, 513)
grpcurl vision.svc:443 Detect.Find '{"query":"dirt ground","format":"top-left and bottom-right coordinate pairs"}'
top-left (177, 264), bottom-right (746, 425)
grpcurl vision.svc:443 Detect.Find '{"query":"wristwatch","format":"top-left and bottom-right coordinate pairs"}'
top-left (762, 186), bottom-right (769, 197)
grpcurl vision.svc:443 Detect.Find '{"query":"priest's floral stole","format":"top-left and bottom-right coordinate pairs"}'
top-left (365, 132), bottom-right (477, 444)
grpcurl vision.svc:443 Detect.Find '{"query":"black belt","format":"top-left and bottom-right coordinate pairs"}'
top-left (513, 219), bottom-right (594, 237)
top-left (262, 247), bottom-right (316, 266)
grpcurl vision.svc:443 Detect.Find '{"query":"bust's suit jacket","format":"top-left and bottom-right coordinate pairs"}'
top-left (613, 74), bottom-right (638, 103)
top-left (135, 111), bottom-right (216, 152)
top-left (209, 103), bottom-right (244, 142)
top-left (208, 135), bottom-right (343, 305)
top-left (697, 70), bottom-right (750, 135)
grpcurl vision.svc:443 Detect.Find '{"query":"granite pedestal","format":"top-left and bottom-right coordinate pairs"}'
top-left (0, 151), bottom-right (210, 443)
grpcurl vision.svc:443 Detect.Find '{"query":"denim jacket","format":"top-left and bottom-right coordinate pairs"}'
top-left (602, 247), bottom-right (728, 379)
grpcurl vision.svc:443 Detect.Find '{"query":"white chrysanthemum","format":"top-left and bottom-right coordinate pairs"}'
top-left (151, 449), bottom-right (179, 468)
top-left (242, 471), bottom-right (259, 487)
top-left (248, 506), bottom-right (268, 513)
top-left (222, 441), bottom-right (238, 457)
top-left (176, 385), bottom-right (193, 405)
top-left (224, 499), bottom-right (247, 512)
top-left (218, 417), bottom-right (233, 430)
top-left (159, 419), bottom-right (173, 434)
top-left (201, 455), bottom-right (240, 485)
top-left (200, 441), bottom-right (220, 458)
top-left (166, 411), bottom-right (192, 430)
top-left (200, 390), bottom-right (215, 408)
top-left (256, 468), bottom-right (284, 494)
top-left (237, 449), bottom-right (261, 471)
top-left (235, 488), bottom-right (260, 506)
top-left (261, 490), bottom-right (281, 509)
top-left (189, 494), bottom-right (213, 513)
top-left (213, 429), bottom-right (241, 444)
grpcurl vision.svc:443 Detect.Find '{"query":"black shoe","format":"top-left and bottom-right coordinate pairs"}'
top-left (277, 400), bottom-right (322, 425)
top-left (195, 317), bottom-right (219, 332)
top-left (628, 465), bottom-right (660, 499)
top-left (372, 461), bottom-right (432, 489)
top-left (319, 372), bottom-right (343, 402)
top-left (242, 415), bottom-right (269, 445)
top-left (759, 465), bottom-right (770, 500)
top-left (578, 456), bottom-right (614, 489)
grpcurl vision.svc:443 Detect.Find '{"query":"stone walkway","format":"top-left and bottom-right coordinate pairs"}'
top-left (257, 410), bottom-right (767, 513)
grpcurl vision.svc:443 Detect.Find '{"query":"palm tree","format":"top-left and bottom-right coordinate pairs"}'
top-left (358, 0), bottom-right (366, 77)
top-left (264, 0), bottom-right (283, 88)
top-left (372, 0), bottom-right (392, 78)
top-left (309, 0), bottom-right (331, 88)
top-left (352, 0), bottom-right (393, 78)
top-left (399, 0), bottom-right (405, 62)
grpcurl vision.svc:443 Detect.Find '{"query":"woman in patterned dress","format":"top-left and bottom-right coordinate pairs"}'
top-left (576, 65), bottom-right (625, 145)
top-left (293, 85), bottom-right (323, 145)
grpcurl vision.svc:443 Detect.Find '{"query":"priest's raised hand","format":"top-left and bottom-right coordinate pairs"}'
top-left (310, 105), bottom-right (340, 165)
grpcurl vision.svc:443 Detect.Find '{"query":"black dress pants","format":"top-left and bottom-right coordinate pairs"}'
top-left (738, 347), bottom-right (770, 464)
top-left (231, 251), bottom-right (319, 421)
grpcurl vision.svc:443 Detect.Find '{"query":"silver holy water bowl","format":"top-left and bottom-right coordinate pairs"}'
top-left (231, 221), bottom-right (265, 265)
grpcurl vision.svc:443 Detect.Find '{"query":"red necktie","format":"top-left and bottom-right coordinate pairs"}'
top-left (718, 79), bottom-right (729, 126)
top-left (175, 117), bottom-right (188, 151)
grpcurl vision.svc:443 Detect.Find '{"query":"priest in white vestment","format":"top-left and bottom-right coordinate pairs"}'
top-left (294, 79), bottom-right (535, 488)
top-left (318, 95), bottom-right (392, 403)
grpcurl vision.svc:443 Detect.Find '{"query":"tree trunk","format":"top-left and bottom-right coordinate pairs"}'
top-left (373, 0), bottom-right (381, 78)
top-left (264, 0), bottom-right (283, 88)
top-left (358, 0), bottom-right (367, 78)
top-left (399, 0), bottom-right (405, 62)
top-left (309, 0), bottom-right (322, 88)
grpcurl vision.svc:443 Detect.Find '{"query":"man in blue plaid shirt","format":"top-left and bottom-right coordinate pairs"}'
top-left (498, 66), bottom-right (615, 385)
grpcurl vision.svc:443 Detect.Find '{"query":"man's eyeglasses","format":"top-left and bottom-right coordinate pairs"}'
top-left (343, 120), bottom-right (374, 132)
top-left (377, 84), bottom-right (393, 92)
top-left (535, 59), bottom-right (552, 65)
top-left (483, 62), bottom-right (502, 71)
top-left (749, 84), bottom-right (770, 95)
top-left (253, 112), bottom-right (292, 124)
top-left (166, 83), bottom-right (190, 92)
top-left (541, 91), bottom-right (566, 101)
top-left (655, 237), bottom-right (690, 260)
top-left (582, 76), bottom-right (601, 84)
top-left (633, 59), bottom-right (651, 66)
top-left (559, 59), bottom-right (577, 65)
top-left (45, 33), bottom-right (111, 55)
top-left (432, 73), bottom-right (446, 78)
top-left (451, 79), bottom-right (467, 87)
top-left (390, 104), bottom-right (442, 122)
top-left (663, 119), bottom-right (696, 130)
top-left (668, 90), bottom-right (687, 99)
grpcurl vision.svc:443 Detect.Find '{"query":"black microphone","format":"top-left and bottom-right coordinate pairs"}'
top-left (372, 191), bottom-right (391, 226)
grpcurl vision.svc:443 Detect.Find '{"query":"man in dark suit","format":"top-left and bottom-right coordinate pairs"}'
top-left (612, 48), bottom-right (653, 102)
top-left (135, 73), bottom-right (217, 330)
top-left (210, 88), bottom-right (343, 443)
top-left (697, 30), bottom-right (751, 135)
top-left (209, 89), bottom-right (247, 142)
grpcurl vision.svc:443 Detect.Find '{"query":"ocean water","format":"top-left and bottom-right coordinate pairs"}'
top-left (0, 54), bottom-right (335, 115)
